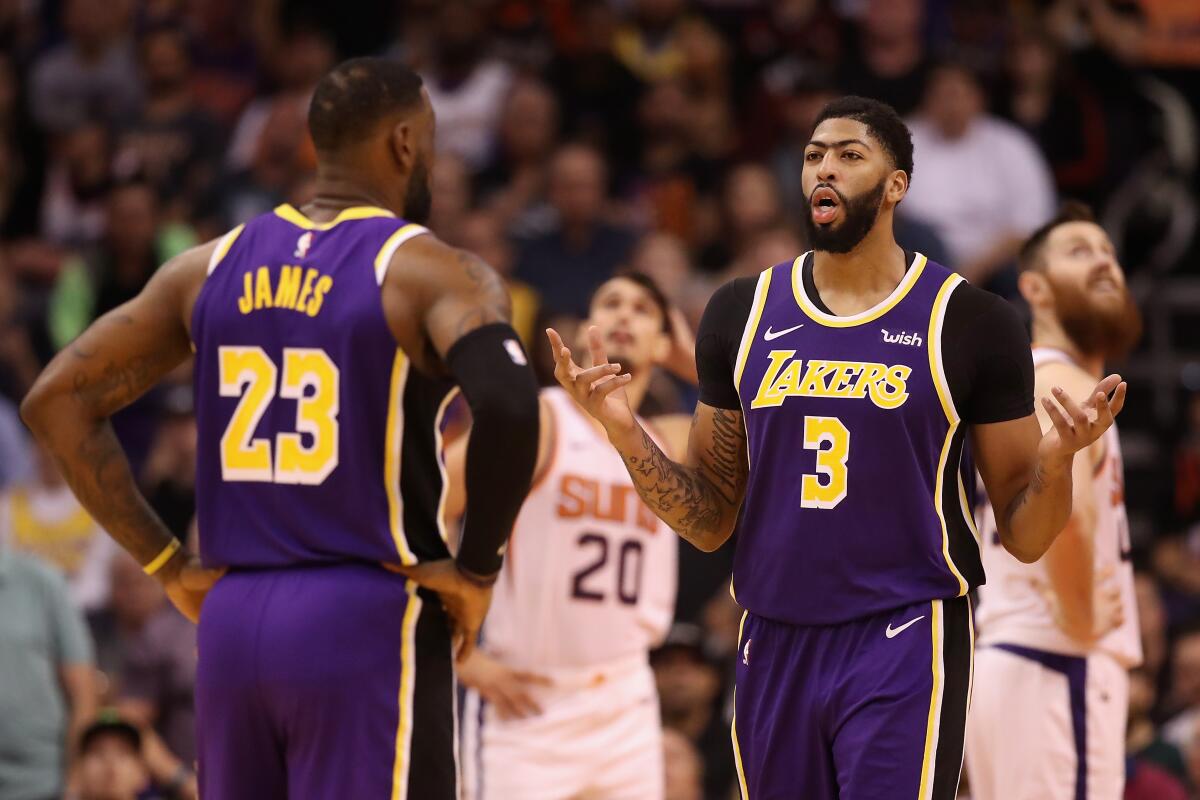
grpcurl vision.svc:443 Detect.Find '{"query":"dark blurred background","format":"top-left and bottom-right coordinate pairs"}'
top-left (0, 1), bottom-right (1199, 798)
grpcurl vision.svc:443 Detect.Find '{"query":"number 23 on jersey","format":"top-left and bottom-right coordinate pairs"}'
top-left (219, 346), bottom-right (340, 484)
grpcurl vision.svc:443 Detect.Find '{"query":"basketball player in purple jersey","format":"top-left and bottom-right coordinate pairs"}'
top-left (548, 95), bottom-right (1127, 799)
top-left (21, 59), bottom-right (540, 799)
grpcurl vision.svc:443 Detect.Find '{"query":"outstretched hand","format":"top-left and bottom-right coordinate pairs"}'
top-left (546, 326), bottom-right (637, 439)
top-left (1037, 374), bottom-right (1127, 466)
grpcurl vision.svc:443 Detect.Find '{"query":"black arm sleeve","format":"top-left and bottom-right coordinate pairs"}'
top-left (444, 323), bottom-right (540, 581)
top-left (696, 277), bottom-right (757, 410)
top-left (942, 283), bottom-right (1035, 425)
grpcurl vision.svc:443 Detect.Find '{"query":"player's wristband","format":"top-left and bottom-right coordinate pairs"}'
top-left (142, 538), bottom-right (182, 576)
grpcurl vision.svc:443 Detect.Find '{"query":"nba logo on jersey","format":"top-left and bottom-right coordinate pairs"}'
top-left (294, 231), bottom-right (314, 258)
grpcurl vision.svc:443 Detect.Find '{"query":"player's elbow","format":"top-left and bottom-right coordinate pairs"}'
top-left (1000, 534), bottom-right (1046, 564)
top-left (19, 374), bottom-right (57, 440)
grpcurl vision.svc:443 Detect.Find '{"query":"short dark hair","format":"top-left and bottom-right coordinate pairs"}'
top-left (308, 58), bottom-right (424, 154)
top-left (603, 271), bottom-right (673, 335)
top-left (1018, 201), bottom-right (1098, 271)
top-left (811, 96), bottom-right (914, 182)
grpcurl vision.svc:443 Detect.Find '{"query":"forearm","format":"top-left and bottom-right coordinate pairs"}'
top-left (29, 406), bottom-right (176, 566)
top-left (1001, 453), bottom-right (1073, 563)
top-left (609, 423), bottom-right (735, 552)
top-left (1044, 520), bottom-right (1099, 642)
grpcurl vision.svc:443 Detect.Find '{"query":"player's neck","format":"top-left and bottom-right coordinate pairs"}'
top-left (305, 166), bottom-right (400, 221)
top-left (811, 230), bottom-right (908, 307)
top-left (1031, 317), bottom-right (1104, 378)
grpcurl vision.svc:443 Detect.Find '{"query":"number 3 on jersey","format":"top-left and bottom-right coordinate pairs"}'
top-left (801, 415), bottom-right (849, 509)
top-left (219, 346), bottom-right (339, 484)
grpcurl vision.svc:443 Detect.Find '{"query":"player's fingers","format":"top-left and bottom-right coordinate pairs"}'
top-left (574, 362), bottom-right (622, 388)
top-left (1041, 396), bottom-right (1075, 438)
top-left (1091, 390), bottom-right (1113, 428)
top-left (512, 670), bottom-right (553, 687)
top-left (1052, 387), bottom-right (1090, 429)
top-left (180, 566), bottom-right (227, 590)
top-left (588, 372), bottom-right (632, 402)
top-left (1095, 373), bottom-right (1122, 399)
top-left (511, 688), bottom-right (543, 717)
top-left (546, 329), bottom-right (578, 381)
top-left (1109, 382), bottom-right (1127, 417)
top-left (455, 625), bottom-right (478, 663)
top-left (587, 325), bottom-right (609, 367)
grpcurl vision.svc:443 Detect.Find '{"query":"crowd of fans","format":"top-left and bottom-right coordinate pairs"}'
top-left (1, 0), bottom-right (1199, 798)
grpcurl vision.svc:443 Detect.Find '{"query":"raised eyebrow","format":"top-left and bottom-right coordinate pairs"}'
top-left (806, 138), bottom-right (873, 150)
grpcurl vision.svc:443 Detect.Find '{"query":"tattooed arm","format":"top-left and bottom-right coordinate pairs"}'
top-left (972, 373), bottom-right (1126, 563)
top-left (20, 242), bottom-right (222, 622)
top-left (547, 326), bottom-right (748, 551)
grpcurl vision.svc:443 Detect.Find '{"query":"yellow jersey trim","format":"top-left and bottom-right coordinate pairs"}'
top-left (791, 251), bottom-right (928, 328)
top-left (390, 580), bottom-right (421, 800)
top-left (732, 268), bottom-right (773, 400)
top-left (928, 274), bottom-right (969, 596)
top-left (385, 351), bottom-right (417, 564)
top-left (374, 223), bottom-right (430, 286)
top-left (206, 224), bottom-right (245, 276)
top-left (274, 203), bottom-right (395, 230)
top-left (731, 609), bottom-right (750, 799)
top-left (917, 599), bottom-right (945, 800)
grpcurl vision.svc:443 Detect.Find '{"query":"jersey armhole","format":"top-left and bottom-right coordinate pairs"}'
top-left (374, 224), bottom-right (430, 286)
top-left (206, 224), bottom-right (245, 276)
top-left (528, 394), bottom-right (557, 494)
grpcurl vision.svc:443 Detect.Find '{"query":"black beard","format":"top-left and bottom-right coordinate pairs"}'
top-left (801, 178), bottom-right (886, 254)
top-left (403, 160), bottom-right (432, 225)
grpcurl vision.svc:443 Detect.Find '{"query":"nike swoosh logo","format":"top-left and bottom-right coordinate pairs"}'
top-left (885, 615), bottom-right (925, 639)
top-left (763, 324), bottom-right (804, 341)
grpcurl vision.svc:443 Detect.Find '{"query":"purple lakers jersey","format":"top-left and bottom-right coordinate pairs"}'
top-left (191, 204), bottom-right (455, 569)
top-left (733, 252), bottom-right (982, 625)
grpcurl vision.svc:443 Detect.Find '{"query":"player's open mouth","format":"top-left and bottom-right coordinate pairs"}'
top-left (811, 187), bottom-right (841, 225)
top-left (607, 330), bottom-right (635, 347)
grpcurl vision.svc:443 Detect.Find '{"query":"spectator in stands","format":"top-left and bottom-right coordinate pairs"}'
top-left (547, 0), bottom-right (641, 182)
top-left (224, 25), bottom-right (331, 176)
top-left (92, 553), bottom-right (197, 766)
top-left (903, 60), bottom-right (1056, 291)
top-left (456, 210), bottom-right (539, 348)
top-left (428, 152), bottom-right (472, 248)
top-left (837, 0), bottom-right (931, 116)
top-left (0, 535), bottom-right (97, 800)
top-left (39, 121), bottom-right (113, 249)
top-left (1155, 392), bottom-right (1200, 621)
top-left (652, 624), bottom-right (734, 800)
top-left (1163, 625), bottom-right (1200, 756)
top-left (420, 0), bottom-right (513, 170)
top-left (614, 0), bottom-right (688, 84)
top-left (0, 52), bottom-right (48, 240)
top-left (698, 163), bottom-right (785, 272)
top-left (27, 0), bottom-right (140, 134)
top-left (74, 715), bottom-right (155, 800)
top-left (475, 77), bottom-right (560, 237)
top-left (139, 385), bottom-right (196, 541)
top-left (662, 727), bottom-right (704, 800)
top-left (998, 24), bottom-right (1110, 205)
top-left (514, 143), bottom-right (636, 317)
top-left (0, 252), bottom-right (40, 403)
top-left (1128, 667), bottom-right (1189, 785)
top-left (0, 444), bottom-right (116, 612)
top-left (115, 25), bottom-right (223, 222)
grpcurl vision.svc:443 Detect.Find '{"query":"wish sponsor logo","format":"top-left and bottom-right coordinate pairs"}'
top-left (881, 329), bottom-right (923, 347)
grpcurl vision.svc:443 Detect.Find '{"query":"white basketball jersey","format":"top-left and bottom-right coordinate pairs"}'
top-left (481, 388), bottom-right (677, 670)
top-left (974, 347), bottom-right (1141, 667)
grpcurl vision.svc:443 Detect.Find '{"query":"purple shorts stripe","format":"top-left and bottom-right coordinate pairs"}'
top-left (991, 644), bottom-right (1088, 800)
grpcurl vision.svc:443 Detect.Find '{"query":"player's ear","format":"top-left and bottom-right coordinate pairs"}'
top-left (1017, 269), bottom-right (1051, 308)
top-left (388, 120), bottom-right (416, 173)
top-left (885, 169), bottom-right (908, 205)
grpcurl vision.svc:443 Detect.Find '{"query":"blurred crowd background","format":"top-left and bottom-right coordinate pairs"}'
top-left (1, 0), bottom-right (1199, 798)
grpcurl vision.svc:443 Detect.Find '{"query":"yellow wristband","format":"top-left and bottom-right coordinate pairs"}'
top-left (143, 538), bottom-right (182, 576)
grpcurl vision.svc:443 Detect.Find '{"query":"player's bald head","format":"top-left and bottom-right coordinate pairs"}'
top-left (308, 58), bottom-right (427, 155)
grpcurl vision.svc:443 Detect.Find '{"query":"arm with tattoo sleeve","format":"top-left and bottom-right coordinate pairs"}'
top-left (20, 243), bottom-right (222, 621)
